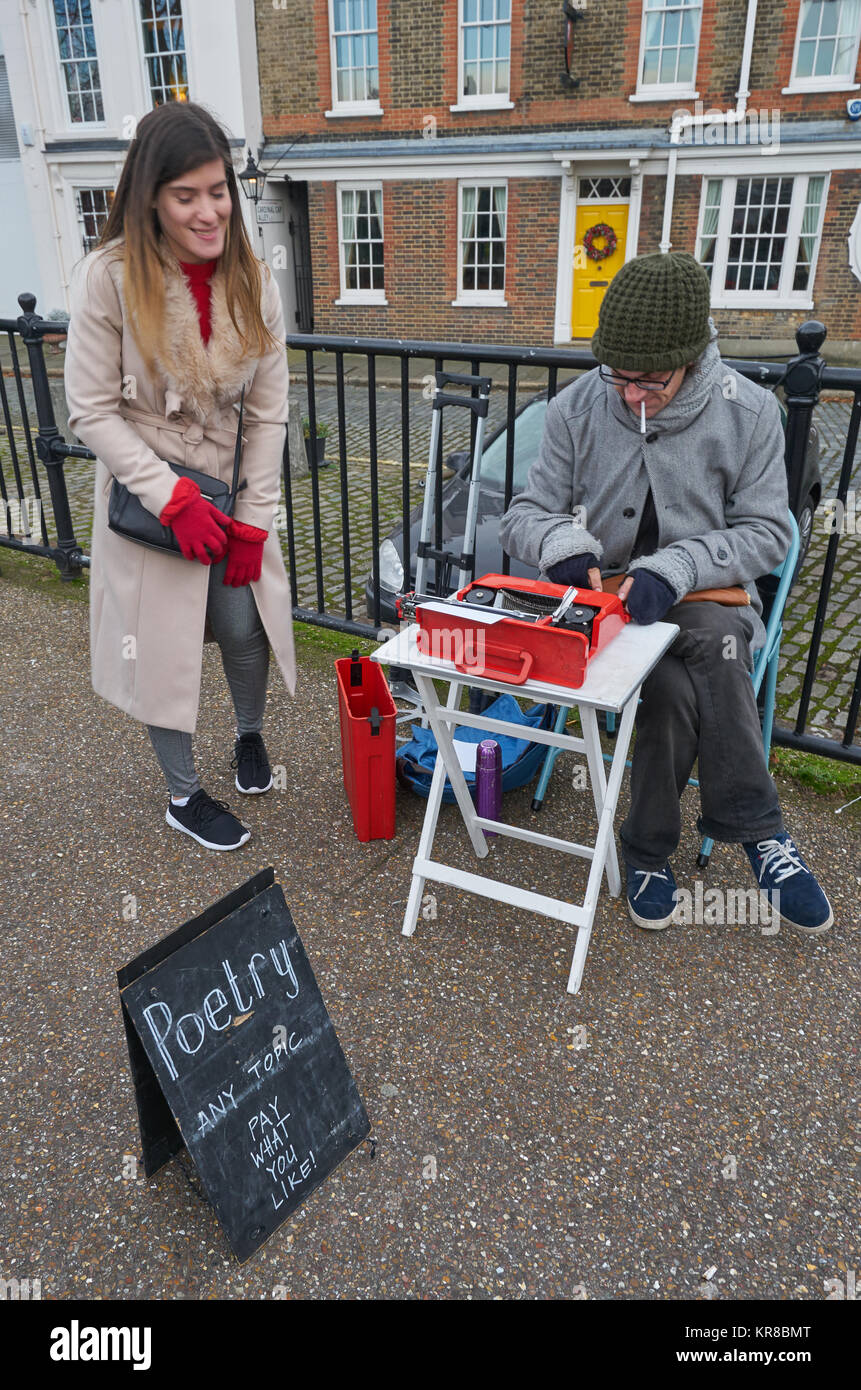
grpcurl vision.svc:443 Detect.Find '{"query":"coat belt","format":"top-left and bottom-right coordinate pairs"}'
top-left (118, 402), bottom-right (241, 449)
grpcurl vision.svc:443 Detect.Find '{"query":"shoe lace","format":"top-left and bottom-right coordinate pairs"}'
top-left (754, 837), bottom-right (803, 885)
top-left (231, 734), bottom-right (265, 780)
top-left (188, 791), bottom-right (233, 827)
top-left (632, 869), bottom-right (671, 901)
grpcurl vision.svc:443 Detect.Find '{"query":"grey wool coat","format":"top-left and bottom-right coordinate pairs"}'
top-left (64, 237), bottom-right (295, 734)
top-left (499, 330), bottom-right (792, 645)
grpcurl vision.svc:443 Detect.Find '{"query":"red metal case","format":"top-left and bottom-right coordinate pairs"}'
top-left (415, 573), bottom-right (629, 690)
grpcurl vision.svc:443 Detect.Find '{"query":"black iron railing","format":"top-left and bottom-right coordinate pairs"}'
top-left (1, 296), bottom-right (858, 764)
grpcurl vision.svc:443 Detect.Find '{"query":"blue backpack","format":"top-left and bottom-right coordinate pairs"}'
top-left (395, 694), bottom-right (557, 803)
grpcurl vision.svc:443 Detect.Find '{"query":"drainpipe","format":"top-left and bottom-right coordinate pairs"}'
top-left (660, 117), bottom-right (683, 254)
top-left (659, 0), bottom-right (759, 252)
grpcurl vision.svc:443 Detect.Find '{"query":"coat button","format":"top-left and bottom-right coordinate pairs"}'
top-left (607, 560), bottom-right (620, 569)
top-left (645, 432), bottom-right (658, 443)
top-left (623, 507), bottom-right (635, 518)
top-left (718, 547), bottom-right (728, 559)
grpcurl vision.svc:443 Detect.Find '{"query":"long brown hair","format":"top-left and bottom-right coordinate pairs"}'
top-left (99, 102), bottom-right (278, 380)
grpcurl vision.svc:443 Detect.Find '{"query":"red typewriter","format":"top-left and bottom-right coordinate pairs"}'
top-left (408, 573), bottom-right (629, 690)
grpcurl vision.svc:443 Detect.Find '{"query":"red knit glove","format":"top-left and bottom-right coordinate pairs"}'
top-left (223, 517), bottom-right (268, 586)
top-left (159, 476), bottom-right (229, 564)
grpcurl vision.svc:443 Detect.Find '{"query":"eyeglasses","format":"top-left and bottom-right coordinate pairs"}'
top-left (598, 366), bottom-right (676, 391)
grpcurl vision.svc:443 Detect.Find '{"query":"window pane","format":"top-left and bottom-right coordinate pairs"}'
top-left (663, 11), bottom-right (681, 46)
top-left (659, 47), bottom-right (677, 83)
top-left (835, 34), bottom-right (856, 71)
top-left (820, 2), bottom-right (838, 37)
top-left (814, 37), bottom-right (835, 73)
top-left (796, 40), bottom-right (815, 77)
top-left (799, 2), bottom-right (819, 40)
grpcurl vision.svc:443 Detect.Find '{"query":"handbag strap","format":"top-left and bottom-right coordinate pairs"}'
top-left (228, 386), bottom-right (246, 507)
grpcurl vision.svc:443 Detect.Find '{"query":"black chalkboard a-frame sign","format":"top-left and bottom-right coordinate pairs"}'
top-left (117, 868), bottom-right (370, 1263)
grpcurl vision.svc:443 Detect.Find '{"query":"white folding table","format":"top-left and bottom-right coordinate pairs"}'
top-left (372, 619), bottom-right (678, 994)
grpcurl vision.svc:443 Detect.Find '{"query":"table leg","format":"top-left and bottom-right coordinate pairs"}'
top-left (413, 672), bottom-right (489, 861)
top-left (566, 692), bottom-right (640, 995)
top-left (402, 677), bottom-right (482, 937)
top-left (581, 705), bottom-right (621, 898)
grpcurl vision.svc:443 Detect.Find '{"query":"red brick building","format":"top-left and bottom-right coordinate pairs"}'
top-left (254, 1), bottom-right (861, 356)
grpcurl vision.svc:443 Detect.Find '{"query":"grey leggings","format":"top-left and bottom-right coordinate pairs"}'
top-left (147, 556), bottom-right (269, 797)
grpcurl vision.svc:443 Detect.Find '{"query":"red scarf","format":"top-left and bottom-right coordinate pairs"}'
top-left (179, 258), bottom-right (217, 344)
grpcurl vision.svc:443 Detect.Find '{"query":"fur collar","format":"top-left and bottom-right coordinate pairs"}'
top-left (156, 239), bottom-right (258, 423)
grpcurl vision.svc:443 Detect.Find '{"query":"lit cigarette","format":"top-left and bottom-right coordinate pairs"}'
top-left (640, 400), bottom-right (646, 434)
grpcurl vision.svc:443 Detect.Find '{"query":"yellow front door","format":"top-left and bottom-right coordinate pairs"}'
top-left (571, 203), bottom-right (629, 340)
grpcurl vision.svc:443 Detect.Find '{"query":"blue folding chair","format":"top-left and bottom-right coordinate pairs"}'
top-left (531, 513), bottom-right (800, 870)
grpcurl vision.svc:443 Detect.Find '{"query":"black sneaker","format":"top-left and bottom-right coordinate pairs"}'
top-left (165, 789), bottom-right (250, 850)
top-left (230, 731), bottom-right (273, 794)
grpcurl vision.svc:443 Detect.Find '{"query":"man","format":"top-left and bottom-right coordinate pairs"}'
top-left (499, 251), bottom-right (832, 935)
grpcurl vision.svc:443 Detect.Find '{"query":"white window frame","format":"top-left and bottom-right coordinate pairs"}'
top-left (136, 0), bottom-right (192, 109)
top-left (49, 0), bottom-right (107, 130)
top-left (452, 178), bottom-right (508, 307)
top-left (74, 184), bottom-right (115, 255)
top-left (784, 0), bottom-right (861, 93)
top-left (326, 0), bottom-right (383, 118)
top-left (335, 182), bottom-right (387, 305)
top-left (630, 0), bottom-right (702, 102)
top-left (694, 172), bottom-right (829, 310)
top-left (451, 0), bottom-right (514, 113)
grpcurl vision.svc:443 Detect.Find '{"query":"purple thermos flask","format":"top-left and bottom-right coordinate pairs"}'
top-left (476, 739), bottom-right (502, 838)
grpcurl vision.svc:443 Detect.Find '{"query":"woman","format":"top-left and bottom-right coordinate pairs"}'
top-left (64, 102), bottom-right (295, 851)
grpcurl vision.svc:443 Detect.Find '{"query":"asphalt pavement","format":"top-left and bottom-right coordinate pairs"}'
top-left (0, 570), bottom-right (858, 1300)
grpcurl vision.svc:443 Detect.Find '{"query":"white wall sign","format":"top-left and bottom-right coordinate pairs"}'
top-left (256, 201), bottom-right (284, 224)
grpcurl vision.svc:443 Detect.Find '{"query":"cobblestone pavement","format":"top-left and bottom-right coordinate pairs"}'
top-left (1, 367), bottom-right (858, 749)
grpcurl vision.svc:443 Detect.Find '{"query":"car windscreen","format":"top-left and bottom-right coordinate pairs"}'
top-left (477, 397), bottom-right (549, 494)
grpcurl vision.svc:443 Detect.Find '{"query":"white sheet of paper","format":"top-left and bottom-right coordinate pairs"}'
top-left (417, 600), bottom-right (509, 625)
top-left (454, 740), bottom-right (478, 772)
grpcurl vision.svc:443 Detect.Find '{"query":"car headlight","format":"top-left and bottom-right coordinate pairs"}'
top-left (378, 538), bottom-right (404, 593)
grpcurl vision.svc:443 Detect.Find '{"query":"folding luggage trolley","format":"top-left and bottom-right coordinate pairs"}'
top-left (389, 370), bottom-right (493, 725)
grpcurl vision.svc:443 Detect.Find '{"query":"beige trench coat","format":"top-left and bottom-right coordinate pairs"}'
top-left (64, 238), bottom-right (296, 734)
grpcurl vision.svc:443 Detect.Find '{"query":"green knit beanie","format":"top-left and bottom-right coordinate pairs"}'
top-left (591, 251), bottom-right (711, 372)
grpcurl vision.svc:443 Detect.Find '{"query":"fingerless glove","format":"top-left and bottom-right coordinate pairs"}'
top-left (546, 552), bottom-right (600, 588)
top-left (624, 569), bottom-right (677, 625)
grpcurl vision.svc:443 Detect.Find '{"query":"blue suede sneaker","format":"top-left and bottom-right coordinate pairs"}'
top-left (625, 861), bottom-right (679, 931)
top-left (742, 833), bottom-right (833, 936)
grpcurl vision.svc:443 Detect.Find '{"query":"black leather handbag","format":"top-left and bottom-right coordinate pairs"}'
top-left (108, 388), bottom-right (246, 555)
